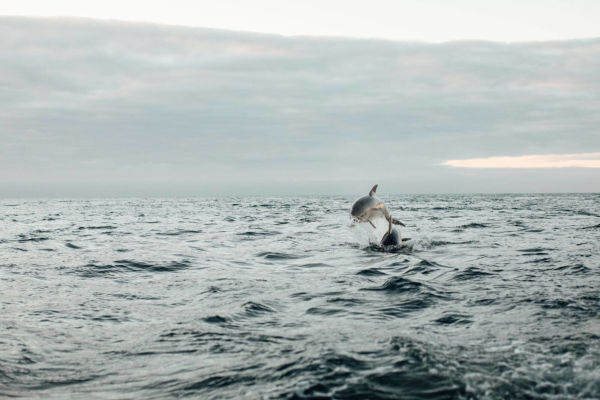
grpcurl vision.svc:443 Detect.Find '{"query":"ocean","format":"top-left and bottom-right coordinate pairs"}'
top-left (1, 194), bottom-right (599, 399)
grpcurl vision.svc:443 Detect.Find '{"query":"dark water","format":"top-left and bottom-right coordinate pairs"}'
top-left (1, 194), bottom-right (599, 399)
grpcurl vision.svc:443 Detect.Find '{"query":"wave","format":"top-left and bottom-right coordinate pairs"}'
top-left (156, 229), bottom-right (202, 236)
top-left (202, 315), bottom-right (232, 324)
top-left (16, 234), bottom-right (49, 243)
top-left (77, 225), bottom-right (116, 230)
top-left (242, 302), bottom-right (276, 317)
top-left (554, 263), bottom-right (591, 274)
top-left (457, 222), bottom-right (489, 229)
top-left (518, 247), bottom-right (554, 255)
top-left (256, 252), bottom-right (304, 260)
top-left (434, 313), bottom-right (473, 325)
top-left (74, 259), bottom-right (191, 277)
top-left (356, 268), bottom-right (387, 276)
top-left (236, 230), bottom-right (281, 237)
top-left (366, 276), bottom-right (426, 293)
top-left (452, 267), bottom-right (493, 281)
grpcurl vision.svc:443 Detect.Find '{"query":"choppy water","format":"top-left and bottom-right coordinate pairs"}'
top-left (1, 194), bottom-right (599, 399)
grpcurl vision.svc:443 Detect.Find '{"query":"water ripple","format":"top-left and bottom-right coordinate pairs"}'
top-left (1, 194), bottom-right (599, 399)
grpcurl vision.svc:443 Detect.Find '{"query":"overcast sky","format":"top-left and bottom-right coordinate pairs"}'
top-left (1, 16), bottom-right (599, 196)
top-left (4, 0), bottom-right (600, 42)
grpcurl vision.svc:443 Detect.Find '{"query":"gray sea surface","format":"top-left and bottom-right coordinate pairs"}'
top-left (1, 194), bottom-right (599, 399)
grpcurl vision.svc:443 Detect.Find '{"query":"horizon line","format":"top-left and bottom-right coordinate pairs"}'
top-left (2, 192), bottom-right (599, 200)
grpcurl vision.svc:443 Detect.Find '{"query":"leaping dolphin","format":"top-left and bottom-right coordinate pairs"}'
top-left (350, 184), bottom-right (405, 234)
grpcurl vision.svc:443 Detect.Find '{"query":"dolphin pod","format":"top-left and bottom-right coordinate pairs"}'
top-left (350, 184), bottom-right (405, 246)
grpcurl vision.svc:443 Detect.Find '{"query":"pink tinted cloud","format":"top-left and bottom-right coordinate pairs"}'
top-left (442, 153), bottom-right (600, 168)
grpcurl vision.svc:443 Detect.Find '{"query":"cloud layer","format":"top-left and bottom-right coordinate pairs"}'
top-left (1, 17), bottom-right (599, 195)
top-left (443, 153), bottom-right (600, 168)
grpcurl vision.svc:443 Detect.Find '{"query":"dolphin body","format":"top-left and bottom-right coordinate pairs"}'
top-left (350, 184), bottom-right (405, 234)
top-left (380, 228), bottom-right (414, 251)
top-left (380, 227), bottom-right (401, 246)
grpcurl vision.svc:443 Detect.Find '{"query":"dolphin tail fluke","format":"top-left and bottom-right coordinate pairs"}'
top-left (369, 184), bottom-right (378, 196)
top-left (392, 218), bottom-right (405, 227)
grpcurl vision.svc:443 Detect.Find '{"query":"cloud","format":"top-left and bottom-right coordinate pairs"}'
top-left (442, 153), bottom-right (600, 168)
top-left (0, 17), bottom-right (599, 195)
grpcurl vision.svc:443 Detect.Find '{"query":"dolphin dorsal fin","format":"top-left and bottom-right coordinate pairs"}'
top-left (369, 184), bottom-right (378, 196)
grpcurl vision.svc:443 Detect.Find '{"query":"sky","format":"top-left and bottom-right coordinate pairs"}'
top-left (1, 5), bottom-right (599, 195)
top-left (3, 0), bottom-right (600, 42)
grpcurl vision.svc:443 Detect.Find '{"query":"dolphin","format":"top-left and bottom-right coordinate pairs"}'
top-left (350, 184), bottom-right (405, 234)
top-left (380, 227), bottom-right (401, 246)
top-left (381, 228), bottom-right (414, 251)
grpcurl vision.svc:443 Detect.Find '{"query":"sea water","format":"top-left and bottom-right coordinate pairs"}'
top-left (1, 194), bottom-right (599, 399)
